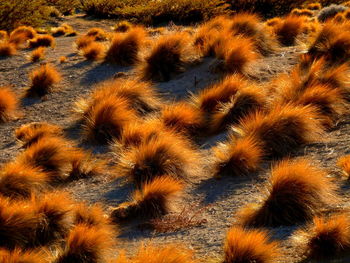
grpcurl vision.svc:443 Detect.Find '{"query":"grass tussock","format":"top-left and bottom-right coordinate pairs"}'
top-left (28, 34), bottom-right (55, 48)
top-left (160, 102), bottom-right (205, 136)
top-left (0, 30), bottom-right (8, 40)
top-left (86, 27), bottom-right (109, 41)
top-left (140, 32), bottom-right (197, 81)
top-left (294, 214), bottom-right (350, 260)
top-left (212, 135), bottom-right (263, 177)
top-left (75, 35), bottom-right (96, 50)
top-left (223, 226), bottom-right (280, 263)
top-left (0, 87), bottom-right (19, 122)
top-left (307, 3), bottom-right (322, 10)
top-left (83, 96), bottom-right (137, 144)
top-left (59, 56), bottom-right (67, 63)
top-left (0, 42), bottom-right (17, 57)
top-left (111, 176), bottom-right (183, 221)
top-left (229, 13), bottom-right (278, 56)
top-left (116, 133), bottom-right (202, 187)
top-left (27, 63), bottom-right (61, 97)
top-left (105, 27), bottom-right (147, 65)
top-left (10, 26), bottom-right (36, 41)
top-left (236, 103), bottom-right (324, 157)
top-left (15, 122), bottom-right (63, 148)
top-left (113, 243), bottom-right (196, 263)
top-left (75, 78), bottom-right (161, 118)
top-left (30, 47), bottom-right (45, 62)
top-left (337, 155), bottom-right (350, 177)
top-left (273, 15), bottom-right (305, 46)
top-left (55, 223), bottom-right (115, 263)
top-left (0, 161), bottom-right (48, 199)
top-left (237, 158), bottom-right (337, 227)
top-left (114, 21), bottom-right (133, 33)
top-left (82, 42), bottom-right (105, 61)
top-left (291, 8), bottom-right (314, 17)
top-left (0, 248), bottom-right (48, 263)
top-left (73, 203), bottom-right (110, 227)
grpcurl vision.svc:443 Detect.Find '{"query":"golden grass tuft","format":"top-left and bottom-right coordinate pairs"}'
top-left (75, 35), bottom-right (95, 50)
top-left (116, 133), bottom-right (202, 187)
top-left (15, 122), bottom-right (63, 148)
top-left (28, 35), bottom-right (55, 48)
top-left (295, 214), bottom-right (350, 259)
top-left (273, 15), bottom-right (305, 46)
top-left (221, 37), bottom-right (259, 74)
top-left (291, 8), bottom-right (314, 17)
top-left (82, 42), bottom-right (105, 61)
top-left (30, 47), bottom-right (45, 62)
top-left (160, 102), bottom-right (205, 136)
top-left (105, 27), bottom-right (147, 65)
top-left (0, 86), bottom-right (19, 122)
top-left (114, 243), bottom-right (196, 263)
top-left (337, 154), bottom-right (350, 177)
top-left (237, 158), bottom-right (337, 227)
top-left (114, 20), bottom-right (133, 33)
top-left (59, 56), bottom-right (68, 63)
top-left (141, 32), bottom-right (197, 81)
top-left (223, 226), bottom-right (280, 263)
top-left (212, 135), bottom-right (263, 177)
top-left (265, 17), bottom-right (282, 27)
top-left (111, 176), bottom-right (183, 221)
top-left (0, 30), bottom-right (8, 41)
top-left (74, 203), bottom-right (110, 227)
top-left (236, 103), bottom-right (324, 157)
top-left (209, 84), bottom-right (266, 133)
top-left (192, 74), bottom-right (247, 112)
top-left (0, 161), bottom-right (48, 199)
top-left (83, 96), bottom-right (137, 144)
top-left (10, 26), bottom-right (36, 42)
top-left (86, 27), bottom-right (108, 41)
top-left (306, 2), bottom-right (321, 10)
top-left (75, 78), bottom-right (161, 118)
top-left (229, 13), bottom-right (278, 56)
top-left (0, 248), bottom-right (48, 263)
top-left (27, 63), bottom-right (61, 97)
top-left (55, 223), bottom-right (115, 263)
top-left (0, 42), bottom-right (17, 57)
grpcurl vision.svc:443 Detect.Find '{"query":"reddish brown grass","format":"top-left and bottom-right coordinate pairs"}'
top-left (27, 63), bottom-right (61, 97)
top-left (86, 27), bottom-right (108, 41)
top-left (273, 15), bottom-right (305, 46)
top-left (0, 248), bottom-right (48, 263)
top-left (0, 42), bottom-right (17, 57)
top-left (0, 86), bottom-right (19, 122)
top-left (82, 42), bottom-right (105, 61)
top-left (30, 47), bottom-right (45, 62)
top-left (28, 35), bottom-right (55, 48)
top-left (223, 226), bottom-right (280, 263)
top-left (337, 155), bottom-right (350, 177)
top-left (237, 158), bottom-right (338, 227)
top-left (75, 35), bottom-right (95, 50)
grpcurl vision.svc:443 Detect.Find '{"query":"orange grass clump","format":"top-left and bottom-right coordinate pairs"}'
top-left (82, 42), bottom-right (105, 61)
top-left (75, 79), bottom-right (161, 118)
top-left (28, 35), bottom-right (55, 48)
top-left (0, 42), bottom-right (16, 57)
top-left (75, 35), bottom-right (95, 50)
top-left (210, 84), bottom-right (266, 133)
top-left (229, 13), bottom-right (278, 56)
top-left (83, 96), bottom-right (137, 144)
top-left (192, 75), bottom-right (247, 113)
top-left (15, 122), bottom-right (63, 148)
top-left (236, 103), bottom-right (324, 157)
top-left (212, 135), bottom-right (263, 177)
top-left (0, 87), bottom-right (19, 122)
top-left (111, 176), bottom-right (183, 221)
top-left (291, 8), bottom-right (314, 17)
top-left (0, 248), bottom-right (48, 263)
top-left (237, 159), bottom-right (337, 227)
top-left (16, 137), bottom-right (73, 183)
top-left (55, 223), bottom-right (115, 263)
top-left (141, 32), bottom-right (197, 81)
top-left (10, 26), bottom-right (36, 43)
top-left (73, 203), bottom-right (110, 227)
top-left (337, 154), bottom-right (350, 177)
top-left (114, 21), bottom-right (133, 33)
top-left (273, 15), bottom-right (305, 46)
top-left (30, 47), bottom-right (45, 62)
top-left (105, 27), bottom-right (147, 65)
top-left (294, 214), bottom-right (350, 260)
top-left (86, 27), bottom-right (108, 41)
top-left (114, 243), bottom-right (196, 263)
top-left (221, 37), bottom-right (259, 74)
top-left (160, 102), bottom-right (205, 136)
top-left (223, 226), bottom-right (280, 263)
top-left (0, 161), bottom-right (48, 199)
top-left (116, 134), bottom-right (202, 187)
top-left (59, 56), bottom-right (67, 63)
top-left (27, 63), bottom-right (61, 97)
top-left (0, 30), bottom-right (8, 41)
top-left (307, 3), bottom-right (321, 10)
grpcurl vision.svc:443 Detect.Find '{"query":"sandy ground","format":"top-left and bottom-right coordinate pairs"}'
top-left (1, 15), bottom-right (350, 262)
